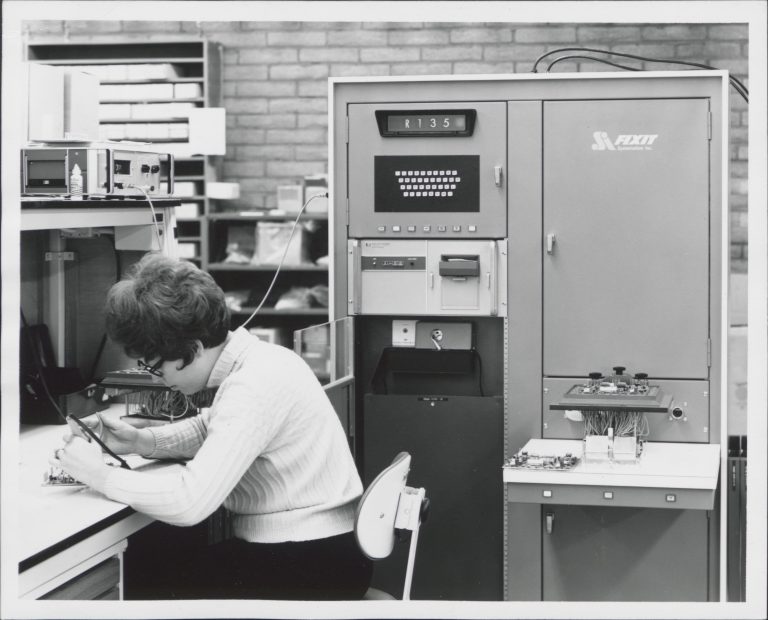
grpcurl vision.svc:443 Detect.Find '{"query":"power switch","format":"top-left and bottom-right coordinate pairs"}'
top-left (140, 164), bottom-right (151, 173)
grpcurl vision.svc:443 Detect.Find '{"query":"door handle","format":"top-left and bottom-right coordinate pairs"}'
top-left (493, 165), bottom-right (503, 187)
top-left (545, 512), bottom-right (554, 535)
top-left (546, 233), bottom-right (557, 254)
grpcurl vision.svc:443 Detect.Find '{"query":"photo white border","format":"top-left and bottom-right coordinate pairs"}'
top-left (2, 2), bottom-right (765, 619)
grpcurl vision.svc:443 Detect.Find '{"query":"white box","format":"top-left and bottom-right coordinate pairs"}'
top-left (177, 242), bottom-right (199, 259)
top-left (189, 107), bottom-right (226, 156)
top-left (174, 83), bottom-right (203, 98)
top-left (207, 182), bottom-right (240, 200)
top-left (174, 202), bottom-right (200, 219)
top-left (173, 181), bottom-right (197, 197)
top-left (277, 185), bottom-right (303, 212)
top-left (99, 104), bottom-right (131, 119)
top-left (254, 222), bottom-right (306, 265)
top-left (304, 184), bottom-right (328, 213)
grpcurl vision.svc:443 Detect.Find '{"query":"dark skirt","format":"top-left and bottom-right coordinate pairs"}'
top-left (138, 530), bottom-right (373, 601)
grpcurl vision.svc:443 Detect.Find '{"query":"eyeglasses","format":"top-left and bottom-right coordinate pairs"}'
top-left (137, 358), bottom-right (165, 378)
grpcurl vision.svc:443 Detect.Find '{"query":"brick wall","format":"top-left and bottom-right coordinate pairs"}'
top-left (24, 21), bottom-right (749, 273)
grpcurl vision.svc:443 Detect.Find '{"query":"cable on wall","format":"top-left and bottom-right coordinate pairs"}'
top-left (531, 46), bottom-right (749, 102)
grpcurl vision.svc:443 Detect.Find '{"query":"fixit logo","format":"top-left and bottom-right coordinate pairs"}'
top-left (592, 131), bottom-right (659, 151)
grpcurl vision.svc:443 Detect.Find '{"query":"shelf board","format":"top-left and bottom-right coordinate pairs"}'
top-left (100, 98), bottom-right (204, 105)
top-left (36, 58), bottom-right (205, 65)
top-left (100, 77), bottom-right (205, 85)
top-left (207, 262), bottom-right (328, 272)
top-left (230, 307), bottom-right (329, 317)
top-left (208, 212), bottom-right (328, 222)
top-left (100, 118), bottom-right (191, 124)
top-left (21, 200), bottom-right (180, 231)
top-left (108, 137), bottom-right (190, 144)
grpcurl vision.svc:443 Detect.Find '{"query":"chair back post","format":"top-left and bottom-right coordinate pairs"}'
top-left (394, 486), bottom-right (426, 600)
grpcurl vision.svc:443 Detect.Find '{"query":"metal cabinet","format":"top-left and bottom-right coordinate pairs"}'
top-left (541, 505), bottom-right (712, 601)
top-left (543, 99), bottom-right (711, 379)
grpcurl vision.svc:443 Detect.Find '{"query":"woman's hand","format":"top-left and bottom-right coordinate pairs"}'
top-left (50, 436), bottom-right (111, 491)
top-left (70, 413), bottom-right (154, 456)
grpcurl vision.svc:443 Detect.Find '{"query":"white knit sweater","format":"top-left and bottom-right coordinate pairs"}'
top-left (101, 327), bottom-right (363, 543)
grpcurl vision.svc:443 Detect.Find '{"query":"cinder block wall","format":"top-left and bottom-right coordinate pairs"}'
top-left (24, 20), bottom-right (750, 430)
top-left (25, 20), bottom-right (749, 274)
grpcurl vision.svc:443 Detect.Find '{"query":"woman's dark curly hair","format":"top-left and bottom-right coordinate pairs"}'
top-left (105, 253), bottom-right (230, 366)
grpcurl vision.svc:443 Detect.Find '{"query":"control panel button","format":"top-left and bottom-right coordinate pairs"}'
top-left (422, 226), bottom-right (431, 233)
top-left (665, 493), bottom-right (677, 503)
top-left (542, 490), bottom-right (552, 498)
top-left (468, 225), bottom-right (477, 233)
top-left (377, 226), bottom-right (386, 233)
top-left (452, 225), bottom-right (462, 233)
top-left (437, 225), bottom-right (447, 233)
top-left (407, 225), bottom-right (416, 233)
top-left (603, 491), bottom-right (614, 500)
top-left (392, 225), bottom-right (401, 233)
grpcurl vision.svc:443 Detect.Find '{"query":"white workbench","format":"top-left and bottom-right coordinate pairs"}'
top-left (503, 439), bottom-right (721, 510)
top-left (17, 408), bottom-right (175, 599)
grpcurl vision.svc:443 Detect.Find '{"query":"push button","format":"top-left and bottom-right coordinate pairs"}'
top-left (665, 494), bottom-right (677, 503)
top-left (377, 226), bottom-right (386, 233)
top-left (468, 225), bottom-right (477, 233)
top-left (392, 225), bottom-right (401, 233)
top-left (407, 226), bottom-right (416, 233)
top-left (603, 491), bottom-right (614, 500)
top-left (437, 225), bottom-right (447, 233)
top-left (542, 490), bottom-right (553, 498)
top-left (422, 226), bottom-right (431, 233)
top-left (452, 225), bottom-right (462, 233)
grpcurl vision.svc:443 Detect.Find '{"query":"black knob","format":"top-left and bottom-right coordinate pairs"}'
top-left (150, 165), bottom-right (160, 173)
top-left (140, 164), bottom-right (151, 173)
top-left (589, 372), bottom-right (603, 380)
top-left (634, 372), bottom-right (648, 380)
top-left (613, 366), bottom-right (626, 375)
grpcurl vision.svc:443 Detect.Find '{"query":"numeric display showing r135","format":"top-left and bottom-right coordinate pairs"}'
top-left (375, 109), bottom-right (476, 137)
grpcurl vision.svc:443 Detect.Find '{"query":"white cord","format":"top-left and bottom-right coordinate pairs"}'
top-left (241, 193), bottom-right (327, 329)
top-left (127, 184), bottom-right (164, 250)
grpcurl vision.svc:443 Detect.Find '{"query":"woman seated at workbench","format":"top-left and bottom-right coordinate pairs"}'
top-left (51, 253), bottom-right (372, 600)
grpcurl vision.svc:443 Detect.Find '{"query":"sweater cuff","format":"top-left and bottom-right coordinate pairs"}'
top-left (145, 427), bottom-right (167, 458)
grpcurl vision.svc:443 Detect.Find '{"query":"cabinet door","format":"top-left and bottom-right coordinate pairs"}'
top-left (542, 505), bottom-right (710, 601)
top-left (543, 99), bottom-right (710, 379)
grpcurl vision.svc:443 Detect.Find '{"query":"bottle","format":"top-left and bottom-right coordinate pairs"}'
top-left (70, 164), bottom-right (83, 200)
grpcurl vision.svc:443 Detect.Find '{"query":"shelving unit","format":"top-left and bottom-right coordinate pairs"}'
top-left (25, 38), bottom-right (223, 268)
top-left (25, 37), bottom-right (328, 348)
top-left (208, 210), bottom-right (330, 344)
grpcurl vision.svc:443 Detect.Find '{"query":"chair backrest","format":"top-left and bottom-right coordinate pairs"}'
top-left (354, 451), bottom-right (411, 560)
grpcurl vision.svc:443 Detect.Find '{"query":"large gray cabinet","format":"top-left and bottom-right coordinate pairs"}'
top-left (543, 99), bottom-right (711, 379)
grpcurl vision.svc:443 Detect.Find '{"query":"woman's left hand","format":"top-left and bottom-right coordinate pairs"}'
top-left (50, 435), bottom-right (111, 491)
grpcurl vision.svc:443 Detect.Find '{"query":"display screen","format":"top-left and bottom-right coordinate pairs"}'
top-left (387, 114), bottom-right (466, 134)
top-left (374, 155), bottom-right (479, 213)
top-left (375, 109), bottom-right (476, 137)
top-left (114, 159), bottom-right (131, 175)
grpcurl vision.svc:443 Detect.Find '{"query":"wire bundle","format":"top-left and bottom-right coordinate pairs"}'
top-left (532, 47), bottom-right (749, 102)
top-left (582, 409), bottom-right (650, 439)
top-left (128, 387), bottom-right (216, 421)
